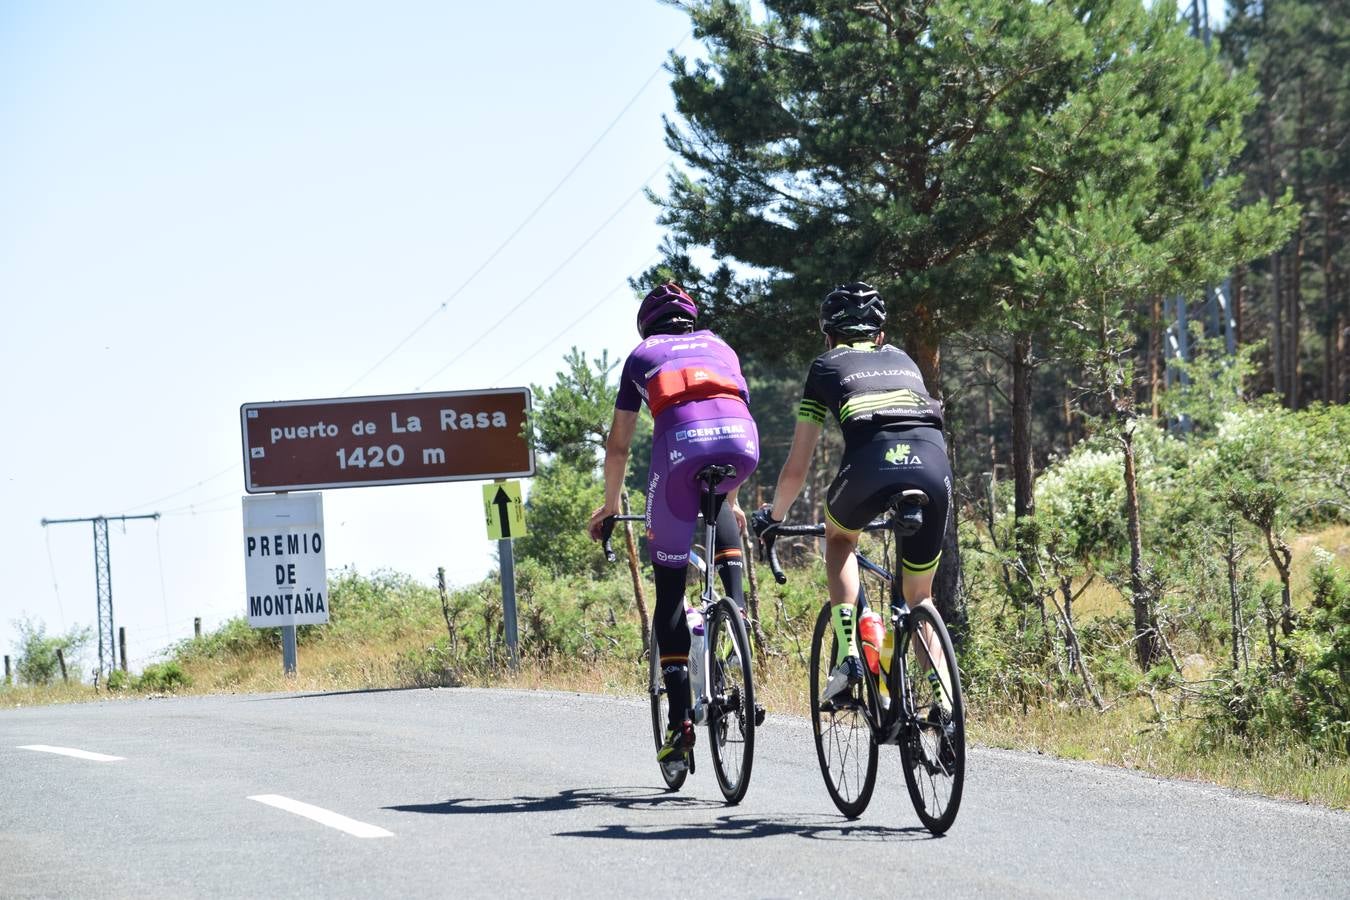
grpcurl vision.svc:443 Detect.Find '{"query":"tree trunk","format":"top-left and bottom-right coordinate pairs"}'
top-left (738, 520), bottom-right (768, 655)
top-left (1263, 527), bottom-right (1294, 638)
top-left (1149, 295), bottom-right (1163, 420)
top-left (1010, 331), bottom-right (1035, 534)
top-left (1226, 522), bottom-right (1241, 672)
top-left (621, 492), bottom-right (650, 653)
top-left (905, 330), bottom-right (965, 636)
top-left (1121, 419), bottom-right (1155, 669)
top-left (1289, 79), bottom-right (1306, 410)
top-left (1323, 180), bottom-right (1335, 403)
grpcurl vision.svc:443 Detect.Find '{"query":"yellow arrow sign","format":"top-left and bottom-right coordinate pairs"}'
top-left (483, 481), bottom-right (527, 540)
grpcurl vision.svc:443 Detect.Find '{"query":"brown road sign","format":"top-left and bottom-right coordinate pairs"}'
top-left (241, 388), bottom-right (534, 493)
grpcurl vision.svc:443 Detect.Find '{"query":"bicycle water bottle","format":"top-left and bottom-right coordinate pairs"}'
top-left (877, 623), bottom-right (894, 709)
top-left (687, 605), bottom-right (707, 723)
top-left (858, 609), bottom-right (884, 675)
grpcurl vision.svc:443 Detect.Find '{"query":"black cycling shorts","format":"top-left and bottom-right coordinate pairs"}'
top-left (824, 425), bottom-right (952, 576)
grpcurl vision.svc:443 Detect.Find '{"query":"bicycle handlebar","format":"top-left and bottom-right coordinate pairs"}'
top-left (761, 518), bottom-right (895, 585)
top-left (599, 514), bottom-right (645, 563)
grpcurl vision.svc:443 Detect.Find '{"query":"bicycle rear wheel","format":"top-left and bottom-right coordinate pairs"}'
top-left (895, 601), bottom-right (965, 834)
top-left (648, 626), bottom-right (687, 791)
top-left (706, 598), bottom-right (755, 804)
top-left (809, 602), bottom-right (878, 818)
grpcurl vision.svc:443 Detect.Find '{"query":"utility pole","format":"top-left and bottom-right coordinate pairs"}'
top-left (40, 513), bottom-right (160, 678)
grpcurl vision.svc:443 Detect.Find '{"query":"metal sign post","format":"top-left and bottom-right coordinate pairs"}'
top-left (483, 480), bottom-right (528, 670)
top-left (499, 537), bottom-right (518, 670)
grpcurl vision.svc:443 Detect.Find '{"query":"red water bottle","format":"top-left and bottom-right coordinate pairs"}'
top-left (858, 609), bottom-right (884, 675)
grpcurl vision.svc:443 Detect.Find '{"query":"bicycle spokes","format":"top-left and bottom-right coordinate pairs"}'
top-left (809, 603), bottom-right (878, 818)
top-left (707, 600), bottom-right (755, 804)
top-left (897, 603), bottom-right (965, 834)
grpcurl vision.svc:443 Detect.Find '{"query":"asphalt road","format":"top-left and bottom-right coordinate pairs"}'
top-left (2, 688), bottom-right (1346, 898)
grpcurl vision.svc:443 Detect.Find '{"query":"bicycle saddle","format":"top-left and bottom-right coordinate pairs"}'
top-left (889, 488), bottom-right (929, 538)
top-left (695, 463), bottom-right (738, 486)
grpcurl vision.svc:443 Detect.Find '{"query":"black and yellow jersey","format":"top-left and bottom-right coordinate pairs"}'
top-left (796, 342), bottom-right (943, 447)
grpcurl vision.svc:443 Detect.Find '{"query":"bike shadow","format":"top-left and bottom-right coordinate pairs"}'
top-left (384, 786), bottom-right (722, 816)
top-left (555, 813), bottom-right (931, 843)
top-left (384, 787), bottom-right (930, 843)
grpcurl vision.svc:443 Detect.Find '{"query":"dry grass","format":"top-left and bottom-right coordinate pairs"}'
top-left (0, 681), bottom-right (101, 709)
top-left (971, 697), bottom-right (1349, 808)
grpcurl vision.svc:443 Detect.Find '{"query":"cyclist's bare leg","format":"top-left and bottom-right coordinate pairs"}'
top-left (822, 521), bottom-right (865, 668)
top-left (901, 570), bottom-right (952, 709)
top-left (823, 520), bottom-right (862, 608)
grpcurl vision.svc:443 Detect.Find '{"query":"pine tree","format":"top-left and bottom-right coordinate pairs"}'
top-left (650, 0), bottom-right (1292, 635)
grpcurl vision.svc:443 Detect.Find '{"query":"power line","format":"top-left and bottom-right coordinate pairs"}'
top-left (490, 255), bottom-right (659, 387)
top-left (342, 38), bottom-right (687, 396)
top-left (415, 157), bottom-right (672, 390)
top-left (119, 462), bottom-right (237, 516)
top-left (99, 39), bottom-right (686, 520)
top-left (43, 527), bottom-right (66, 629)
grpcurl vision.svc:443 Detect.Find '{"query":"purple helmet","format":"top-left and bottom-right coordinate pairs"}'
top-left (636, 282), bottom-right (698, 338)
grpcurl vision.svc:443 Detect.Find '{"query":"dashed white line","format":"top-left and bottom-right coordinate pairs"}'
top-left (18, 744), bottom-right (125, 762)
top-left (248, 794), bottom-right (394, 838)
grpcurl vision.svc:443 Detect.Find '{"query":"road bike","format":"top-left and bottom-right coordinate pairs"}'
top-left (763, 489), bottom-right (965, 833)
top-left (601, 464), bottom-right (757, 804)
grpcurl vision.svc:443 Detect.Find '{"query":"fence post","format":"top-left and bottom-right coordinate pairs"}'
top-left (56, 648), bottom-right (68, 683)
top-left (194, 617), bottom-right (202, 639)
top-left (119, 627), bottom-right (127, 672)
top-left (4, 655), bottom-right (10, 685)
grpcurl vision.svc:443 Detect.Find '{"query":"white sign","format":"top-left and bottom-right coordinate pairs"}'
top-left (243, 492), bottom-right (329, 627)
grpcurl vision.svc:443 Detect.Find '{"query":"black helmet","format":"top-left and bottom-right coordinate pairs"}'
top-left (819, 281), bottom-right (885, 338)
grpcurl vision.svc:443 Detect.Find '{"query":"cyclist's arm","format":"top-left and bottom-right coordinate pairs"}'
top-left (726, 486), bottom-right (746, 531)
top-left (769, 419), bottom-right (821, 521)
top-left (601, 408), bottom-right (638, 511)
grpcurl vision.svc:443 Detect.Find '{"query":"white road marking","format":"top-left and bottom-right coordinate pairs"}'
top-left (18, 744), bottom-right (125, 762)
top-left (248, 794), bottom-right (394, 838)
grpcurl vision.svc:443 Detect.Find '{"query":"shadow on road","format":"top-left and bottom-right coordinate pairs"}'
top-left (249, 686), bottom-right (436, 702)
top-left (384, 787), bottom-right (931, 842)
top-left (384, 786), bottom-right (721, 816)
top-left (555, 814), bottom-right (930, 843)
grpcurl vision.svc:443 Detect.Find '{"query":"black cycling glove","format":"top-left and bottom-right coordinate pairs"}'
top-left (750, 507), bottom-right (781, 539)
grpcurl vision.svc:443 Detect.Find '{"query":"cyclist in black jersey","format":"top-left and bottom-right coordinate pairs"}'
top-left (752, 282), bottom-right (953, 700)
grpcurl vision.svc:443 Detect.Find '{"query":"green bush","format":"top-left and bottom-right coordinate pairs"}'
top-left (515, 458), bottom-right (607, 578)
top-left (105, 669), bottom-right (131, 692)
top-left (1200, 553), bottom-right (1350, 754)
top-left (10, 618), bottom-right (90, 685)
top-left (134, 661), bottom-right (191, 692)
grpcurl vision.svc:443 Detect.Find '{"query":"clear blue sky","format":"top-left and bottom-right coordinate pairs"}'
top-left (1, 0), bottom-right (692, 672)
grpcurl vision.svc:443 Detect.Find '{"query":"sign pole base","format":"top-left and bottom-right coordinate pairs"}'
top-left (499, 537), bottom-right (519, 671)
top-left (282, 625), bottom-right (298, 676)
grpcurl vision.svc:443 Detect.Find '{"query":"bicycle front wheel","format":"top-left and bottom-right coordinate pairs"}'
top-left (809, 602), bottom-right (878, 818)
top-left (706, 598), bottom-right (755, 804)
top-left (895, 601), bottom-right (965, 834)
top-left (648, 626), bottom-right (687, 791)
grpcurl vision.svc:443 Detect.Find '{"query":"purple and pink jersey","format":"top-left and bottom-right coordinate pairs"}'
top-left (616, 330), bottom-right (759, 568)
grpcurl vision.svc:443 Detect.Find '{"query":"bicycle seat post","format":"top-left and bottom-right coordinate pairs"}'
top-left (695, 465), bottom-right (735, 604)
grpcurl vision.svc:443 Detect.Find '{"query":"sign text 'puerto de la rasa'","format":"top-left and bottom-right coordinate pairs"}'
top-left (240, 388), bottom-right (534, 493)
top-left (243, 492), bottom-right (328, 627)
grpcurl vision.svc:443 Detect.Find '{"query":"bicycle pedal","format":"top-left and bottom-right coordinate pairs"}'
top-left (754, 704), bottom-right (766, 726)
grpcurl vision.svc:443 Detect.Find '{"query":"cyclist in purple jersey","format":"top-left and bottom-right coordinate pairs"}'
top-left (588, 283), bottom-right (759, 777)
